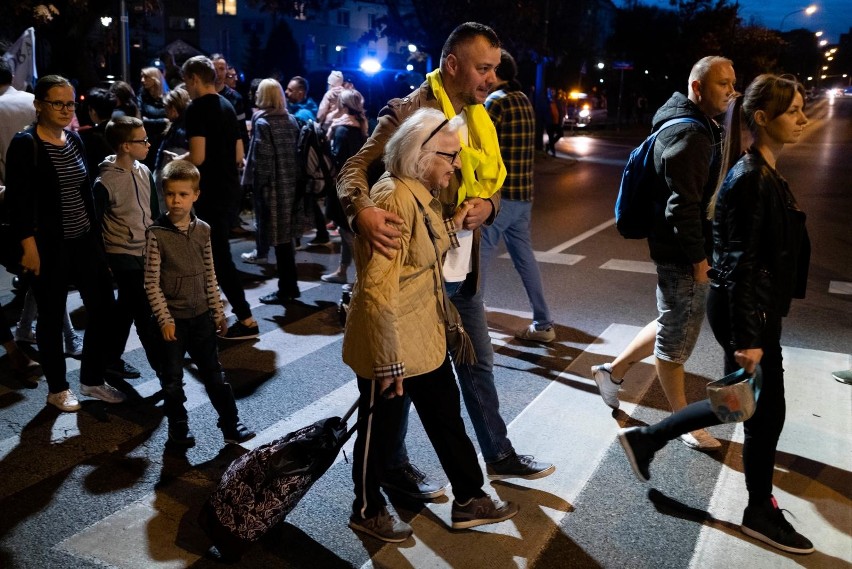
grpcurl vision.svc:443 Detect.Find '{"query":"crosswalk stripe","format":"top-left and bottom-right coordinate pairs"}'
top-left (600, 258), bottom-right (656, 274)
top-left (690, 346), bottom-right (852, 567)
top-left (828, 280), bottom-right (852, 295)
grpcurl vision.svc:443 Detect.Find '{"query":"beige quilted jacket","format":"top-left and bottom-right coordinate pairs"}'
top-left (342, 173), bottom-right (449, 380)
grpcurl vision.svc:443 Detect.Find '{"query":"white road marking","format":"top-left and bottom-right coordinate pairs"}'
top-left (828, 281), bottom-right (852, 295)
top-left (600, 259), bottom-right (656, 274)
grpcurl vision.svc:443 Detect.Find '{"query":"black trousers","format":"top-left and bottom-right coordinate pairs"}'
top-left (352, 356), bottom-right (485, 519)
top-left (273, 241), bottom-right (300, 298)
top-left (30, 231), bottom-right (115, 393)
top-left (107, 259), bottom-right (161, 373)
top-left (195, 206), bottom-right (252, 322)
top-left (647, 288), bottom-right (786, 503)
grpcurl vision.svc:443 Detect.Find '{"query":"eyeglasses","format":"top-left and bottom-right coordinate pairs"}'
top-left (433, 150), bottom-right (460, 164)
top-left (41, 100), bottom-right (78, 111)
top-left (128, 137), bottom-right (150, 145)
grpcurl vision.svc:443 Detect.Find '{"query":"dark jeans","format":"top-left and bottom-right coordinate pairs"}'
top-left (273, 241), bottom-right (300, 298)
top-left (157, 312), bottom-right (238, 426)
top-left (31, 231), bottom-right (115, 393)
top-left (194, 206), bottom-right (252, 322)
top-left (647, 287), bottom-right (786, 503)
top-left (0, 301), bottom-right (12, 345)
top-left (352, 356), bottom-right (485, 519)
top-left (107, 258), bottom-right (161, 373)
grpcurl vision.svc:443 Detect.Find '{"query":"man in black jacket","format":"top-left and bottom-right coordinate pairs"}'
top-left (592, 56), bottom-right (736, 451)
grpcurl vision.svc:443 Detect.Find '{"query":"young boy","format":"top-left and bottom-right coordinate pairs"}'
top-left (94, 116), bottom-right (161, 380)
top-left (144, 160), bottom-right (255, 447)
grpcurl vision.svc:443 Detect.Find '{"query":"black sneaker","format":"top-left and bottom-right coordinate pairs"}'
top-left (451, 496), bottom-right (519, 529)
top-left (618, 426), bottom-right (659, 482)
top-left (105, 359), bottom-right (142, 379)
top-left (486, 453), bottom-right (555, 481)
top-left (259, 291), bottom-right (300, 305)
top-left (168, 421), bottom-right (196, 448)
top-left (348, 507), bottom-right (413, 543)
top-left (741, 496), bottom-right (814, 554)
top-left (222, 321), bottom-right (259, 340)
top-left (222, 421), bottom-right (256, 444)
top-left (380, 463), bottom-right (447, 500)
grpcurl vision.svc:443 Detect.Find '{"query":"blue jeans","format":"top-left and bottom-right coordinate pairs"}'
top-left (654, 262), bottom-right (709, 365)
top-left (252, 189), bottom-right (270, 258)
top-left (387, 275), bottom-right (514, 467)
top-left (480, 199), bottom-right (552, 329)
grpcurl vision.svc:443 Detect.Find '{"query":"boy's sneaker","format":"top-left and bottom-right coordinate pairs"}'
top-left (168, 421), bottom-right (196, 447)
top-left (222, 321), bottom-right (259, 340)
top-left (741, 496), bottom-right (814, 554)
top-left (380, 463), bottom-right (447, 500)
top-left (222, 421), bottom-right (256, 444)
top-left (105, 359), bottom-right (142, 379)
top-left (680, 429), bottom-right (722, 451)
top-left (617, 426), bottom-right (659, 482)
top-left (514, 324), bottom-right (555, 343)
top-left (64, 333), bottom-right (84, 358)
top-left (14, 325), bottom-right (36, 344)
top-left (451, 496), bottom-right (519, 530)
top-left (80, 382), bottom-right (127, 404)
top-left (47, 389), bottom-right (81, 412)
top-left (240, 250), bottom-right (268, 264)
top-left (486, 452), bottom-right (555, 481)
top-left (591, 363), bottom-right (622, 410)
top-left (348, 507), bottom-right (413, 543)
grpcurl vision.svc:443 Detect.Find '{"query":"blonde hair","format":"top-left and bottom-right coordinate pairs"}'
top-left (162, 159), bottom-right (201, 192)
top-left (141, 67), bottom-right (166, 98)
top-left (255, 78), bottom-right (287, 114)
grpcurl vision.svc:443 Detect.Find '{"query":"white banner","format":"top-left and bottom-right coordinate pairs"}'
top-left (2, 27), bottom-right (37, 91)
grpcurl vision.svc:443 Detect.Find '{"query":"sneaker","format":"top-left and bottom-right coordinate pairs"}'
top-left (47, 389), bottom-right (81, 412)
top-left (320, 271), bottom-right (347, 284)
top-left (741, 496), bottom-right (814, 554)
top-left (14, 325), bottom-right (36, 344)
top-left (591, 363), bottom-right (622, 410)
top-left (64, 333), bottom-right (84, 358)
top-left (222, 321), bottom-right (260, 340)
top-left (680, 429), bottom-right (722, 451)
top-left (168, 421), bottom-right (196, 447)
top-left (486, 453), bottom-right (555, 481)
top-left (348, 507), bottom-right (413, 543)
top-left (380, 463), bottom-right (447, 500)
top-left (618, 426), bottom-right (659, 482)
top-left (240, 250), bottom-right (268, 264)
top-left (259, 291), bottom-right (300, 305)
top-left (222, 421), bottom-right (256, 444)
top-left (832, 369), bottom-right (852, 384)
top-left (308, 236), bottom-right (332, 247)
top-left (80, 382), bottom-right (127, 404)
top-left (294, 238), bottom-right (305, 251)
top-left (9, 350), bottom-right (42, 380)
top-left (105, 359), bottom-right (142, 379)
top-left (514, 324), bottom-right (555, 343)
top-left (451, 496), bottom-right (519, 530)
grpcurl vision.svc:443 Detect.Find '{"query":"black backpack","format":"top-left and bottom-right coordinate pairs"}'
top-left (295, 119), bottom-right (336, 197)
top-left (614, 117), bottom-right (707, 239)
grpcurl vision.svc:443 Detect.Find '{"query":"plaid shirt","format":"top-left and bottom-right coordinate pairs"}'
top-left (485, 87), bottom-right (535, 201)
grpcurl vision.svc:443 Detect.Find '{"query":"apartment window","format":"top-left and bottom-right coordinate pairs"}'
top-left (337, 10), bottom-right (350, 27)
top-left (216, 0), bottom-right (237, 16)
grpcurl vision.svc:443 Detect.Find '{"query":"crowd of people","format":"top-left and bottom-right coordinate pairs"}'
top-left (0, 19), bottom-right (835, 556)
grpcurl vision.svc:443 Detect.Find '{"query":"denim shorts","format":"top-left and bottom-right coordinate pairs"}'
top-left (654, 262), bottom-right (709, 364)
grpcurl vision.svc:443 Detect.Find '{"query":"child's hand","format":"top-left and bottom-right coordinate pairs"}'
top-left (161, 323), bottom-right (176, 341)
top-left (451, 201), bottom-right (473, 231)
top-left (215, 317), bottom-right (228, 337)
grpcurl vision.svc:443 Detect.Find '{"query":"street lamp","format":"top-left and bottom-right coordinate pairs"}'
top-left (780, 4), bottom-right (817, 31)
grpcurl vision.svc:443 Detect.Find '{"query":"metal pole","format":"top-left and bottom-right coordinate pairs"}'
top-left (120, 0), bottom-right (129, 82)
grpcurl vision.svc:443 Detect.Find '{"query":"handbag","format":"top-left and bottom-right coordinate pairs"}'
top-left (707, 366), bottom-right (763, 423)
top-left (401, 179), bottom-right (476, 365)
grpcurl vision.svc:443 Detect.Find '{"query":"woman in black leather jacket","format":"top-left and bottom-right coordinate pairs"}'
top-left (616, 74), bottom-right (813, 555)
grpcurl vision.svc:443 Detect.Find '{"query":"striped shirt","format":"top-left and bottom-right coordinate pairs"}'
top-left (44, 137), bottom-right (90, 238)
top-left (485, 88), bottom-right (535, 202)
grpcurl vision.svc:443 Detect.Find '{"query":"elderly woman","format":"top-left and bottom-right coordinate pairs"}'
top-left (242, 78), bottom-right (302, 304)
top-left (342, 108), bottom-right (518, 543)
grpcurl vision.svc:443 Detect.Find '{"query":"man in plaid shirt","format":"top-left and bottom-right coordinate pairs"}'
top-left (482, 49), bottom-right (555, 343)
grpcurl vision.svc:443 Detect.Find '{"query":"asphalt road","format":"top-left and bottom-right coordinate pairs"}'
top-left (0, 96), bottom-right (849, 569)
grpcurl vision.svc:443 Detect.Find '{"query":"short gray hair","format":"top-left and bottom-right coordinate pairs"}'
top-left (688, 56), bottom-right (733, 86)
top-left (385, 108), bottom-right (461, 181)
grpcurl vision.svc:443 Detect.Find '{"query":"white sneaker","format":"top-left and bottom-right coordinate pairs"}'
top-left (591, 363), bottom-right (622, 410)
top-left (47, 389), bottom-right (81, 412)
top-left (80, 383), bottom-right (126, 404)
top-left (64, 333), bottom-right (84, 358)
top-left (514, 324), bottom-right (556, 343)
top-left (240, 250), bottom-right (268, 264)
top-left (680, 429), bottom-right (722, 451)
